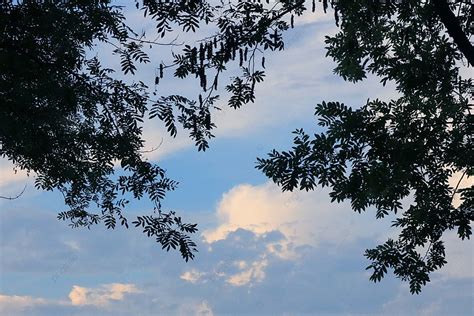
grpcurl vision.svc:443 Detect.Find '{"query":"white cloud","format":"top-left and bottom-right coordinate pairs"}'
top-left (0, 294), bottom-right (47, 313)
top-left (0, 283), bottom-right (141, 315)
top-left (180, 269), bottom-right (205, 284)
top-left (68, 283), bottom-right (140, 307)
top-left (68, 286), bottom-right (88, 306)
top-left (196, 181), bottom-right (389, 288)
top-left (226, 258), bottom-right (268, 286)
top-left (0, 3), bottom-right (396, 175)
top-left (1, 204), bottom-right (472, 315)
top-left (203, 182), bottom-right (384, 250)
top-left (202, 180), bottom-right (473, 290)
top-left (128, 7), bottom-right (397, 161)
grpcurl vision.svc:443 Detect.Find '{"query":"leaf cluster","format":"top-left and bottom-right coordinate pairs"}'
top-left (257, 0), bottom-right (473, 293)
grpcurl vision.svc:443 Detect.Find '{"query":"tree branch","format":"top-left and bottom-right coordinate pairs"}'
top-left (0, 184), bottom-right (27, 200)
top-left (432, 0), bottom-right (474, 65)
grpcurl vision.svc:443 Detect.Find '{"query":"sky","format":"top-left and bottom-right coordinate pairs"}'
top-left (1, 2), bottom-right (473, 315)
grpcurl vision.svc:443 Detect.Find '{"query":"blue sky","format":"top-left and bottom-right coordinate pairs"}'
top-left (0, 2), bottom-right (473, 315)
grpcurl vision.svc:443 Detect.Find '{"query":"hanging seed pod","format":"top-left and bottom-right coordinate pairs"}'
top-left (191, 47), bottom-right (198, 66)
top-left (207, 42), bottom-right (213, 59)
top-left (228, 37), bottom-right (234, 60)
top-left (214, 76), bottom-right (218, 90)
top-left (261, 56), bottom-right (265, 69)
top-left (199, 43), bottom-right (205, 63)
top-left (199, 68), bottom-right (207, 91)
top-left (274, 29), bottom-right (278, 47)
top-left (214, 37), bottom-right (218, 48)
top-left (199, 94), bottom-right (203, 106)
top-left (239, 48), bottom-right (243, 67)
top-left (155, 76), bottom-right (159, 85)
top-left (291, 14), bottom-right (294, 28)
top-left (159, 63), bottom-right (164, 78)
top-left (312, 0), bottom-right (315, 13)
top-left (244, 47), bottom-right (248, 61)
top-left (224, 48), bottom-right (231, 61)
top-left (234, 33), bottom-right (240, 49)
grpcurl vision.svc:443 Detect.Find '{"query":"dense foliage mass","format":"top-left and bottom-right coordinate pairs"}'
top-left (0, 0), bottom-right (321, 261)
top-left (257, 0), bottom-right (473, 293)
top-left (0, 1), bottom-right (200, 260)
top-left (1, 0), bottom-right (472, 292)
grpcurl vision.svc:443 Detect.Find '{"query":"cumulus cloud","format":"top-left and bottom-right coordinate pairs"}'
top-left (180, 229), bottom-right (287, 287)
top-left (203, 181), bottom-right (385, 250)
top-left (189, 181), bottom-right (387, 289)
top-left (195, 179), bottom-right (473, 295)
top-left (1, 205), bottom-right (472, 315)
top-left (68, 283), bottom-right (140, 306)
top-left (68, 286), bottom-right (88, 306)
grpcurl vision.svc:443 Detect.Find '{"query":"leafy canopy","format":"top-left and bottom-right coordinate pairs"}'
top-left (0, 0), bottom-right (317, 260)
top-left (257, 0), bottom-right (473, 294)
top-left (1, 0), bottom-right (472, 293)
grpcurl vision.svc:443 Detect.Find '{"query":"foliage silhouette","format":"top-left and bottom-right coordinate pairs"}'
top-left (0, 0), bottom-right (318, 261)
top-left (1, 0), bottom-right (472, 292)
top-left (256, 0), bottom-right (473, 293)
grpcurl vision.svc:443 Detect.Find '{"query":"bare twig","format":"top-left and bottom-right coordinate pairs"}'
top-left (128, 35), bottom-right (183, 47)
top-left (0, 184), bottom-right (27, 200)
top-left (140, 137), bottom-right (164, 153)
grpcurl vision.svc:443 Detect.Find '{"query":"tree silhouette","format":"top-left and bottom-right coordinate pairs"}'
top-left (0, 0), bottom-right (316, 261)
top-left (1, 0), bottom-right (472, 292)
top-left (257, 0), bottom-right (473, 293)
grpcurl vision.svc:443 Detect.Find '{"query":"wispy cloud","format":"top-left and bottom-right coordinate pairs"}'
top-left (0, 283), bottom-right (140, 316)
top-left (0, 294), bottom-right (49, 314)
top-left (68, 283), bottom-right (140, 306)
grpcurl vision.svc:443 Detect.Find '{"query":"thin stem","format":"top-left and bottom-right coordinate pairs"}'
top-left (0, 184), bottom-right (27, 200)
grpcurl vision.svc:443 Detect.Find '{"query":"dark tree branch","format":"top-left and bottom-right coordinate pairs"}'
top-left (432, 0), bottom-right (474, 65)
top-left (0, 184), bottom-right (27, 200)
